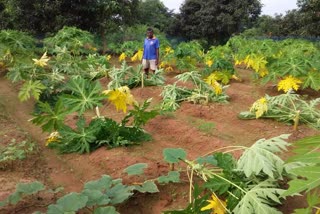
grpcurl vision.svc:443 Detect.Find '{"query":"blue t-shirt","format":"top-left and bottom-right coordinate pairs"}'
top-left (143, 37), bottom-right (159, 60)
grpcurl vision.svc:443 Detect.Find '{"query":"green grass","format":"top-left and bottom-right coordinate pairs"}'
top-left (186, 116), bottom-right (216, 135)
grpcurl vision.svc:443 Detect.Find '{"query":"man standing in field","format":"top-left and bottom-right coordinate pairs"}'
top-left (142, 28), bottom-right (159, 77)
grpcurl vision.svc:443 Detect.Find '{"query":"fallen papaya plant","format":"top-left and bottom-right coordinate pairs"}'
top-left (161, 70), bottom-right (228, 111)
top-left (239, 92), bottom-right (320, 130)
top-left (163, 134), bottom-right (320, 214)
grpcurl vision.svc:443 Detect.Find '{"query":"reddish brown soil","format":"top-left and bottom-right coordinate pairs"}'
top-left (0, 68), bottom-right (319, 214)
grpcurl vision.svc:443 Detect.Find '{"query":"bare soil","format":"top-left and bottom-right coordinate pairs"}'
top-left (0, 68), bottom-right (319, 214)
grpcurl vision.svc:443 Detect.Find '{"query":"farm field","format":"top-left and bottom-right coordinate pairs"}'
top-left (0, 0), bottom-right (320, 211)
top-left (0, 66), bottom-right (319, 213)
top-left (0, 28), bottom-right (320, 214)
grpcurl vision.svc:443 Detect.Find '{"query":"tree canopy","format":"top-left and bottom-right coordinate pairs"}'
top-left (136, 0), bottom-right (174, 32)
top-left (244, 0), bottom-right (320, 37)
top-left (171, 0), bottom-right (262, 44)
top-left (0, 0), bottom-right (139, 35)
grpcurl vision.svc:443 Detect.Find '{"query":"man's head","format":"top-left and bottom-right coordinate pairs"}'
top-left (146, 28), bottom-right (154, 39)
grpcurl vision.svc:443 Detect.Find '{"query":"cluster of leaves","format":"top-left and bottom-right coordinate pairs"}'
top-left (174, 41), bottom-right (204, 71)
top-left (159, 46), bottom-right (176, 72)
top-left (0, 30), bottom-right (36, 56)
top-left (158, 41), bottom-right (206, 73)
top-left (0, 139), bottom-right (35, 167)
top-left (161, 71), bottom-right (228, 111)
top-left (30, 77), bottom-right (158, 153)
top-left (164, 134), bottom-right (320, 214)
top-left (239, 92), bottom-right (320, 130)
top-left (48, 115), bottom-right (152, 154)
top-left (0, 181), bottom-right (45, 207)
top-left (0, 162), bottom-right (180, 213)
top-left (229, 36), bottom-right (320, 91)
top-left (3, 28), bottom-right (110, 103)
top-left (7, 47), bottom-right (110, 103)
top-left (117, 41), bottom-right (142, 56)
top-left (108, 61), bottom-right (165, 89)
top-left (283, 135), bottom-right (320, 198)
top-left (0, 30), bottom-right (37, 71)
top-left (44, 26), bottom-right (96, 55)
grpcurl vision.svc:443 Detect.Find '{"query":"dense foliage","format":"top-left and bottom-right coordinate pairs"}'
top-left (0, 0), bottom-right (139, 34)
top-left (171, 0), bottom-right (262, 44)
top-left (245, 0), bottom-right (320, 37)
top-left (164, 134), bottom-right (320, 214)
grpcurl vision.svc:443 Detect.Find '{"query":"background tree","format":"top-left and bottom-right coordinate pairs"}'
top-left (136, 0), bottom-right (174, 32)
top-left (244, 0), bottom-right (319, 37)
top-left (297, 0), bottom-right (320, 36)
top-left (171, 0), bottom-right (262, 45)
top-left (0, 0), bottom-right (139, 35)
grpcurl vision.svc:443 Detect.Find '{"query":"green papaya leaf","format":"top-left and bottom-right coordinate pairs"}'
top-left (237, 134), bottom-right (290, 179)
top-left (158, 171), bottom-right (180, 184)
top-left (106, 183), bottom-right (133, 205)
top-left (302, 71), bottom-right (320, 90)
top-left (123, 163), bottom-right (148, 176)
top-left (55, 192), bottom-right (88, 212)
top-left (94, 206), bottom-right (119, 214)
top-left (204, 176), bottom-right (231, 195)
top-left (31, 99), bottom-right (68, 132)
top-left (8, 192), bottom-right (21, 205)
top-left (233, 181), bottom-right (284, 214)
top-left (47, 204), bottom-right (65, 214)
top-left (163, 148), bottom-right (186, 163)
top-left (16, 181), bottom-right (45, 195)
top-left (283, 165), bottom-right (320, 197)
top-left (84, 175), bottom-right (113, 191)
top-left (213, 153), bottom-right (236, 172)
top-left (196, 155), bottom-right (218, 166)
top-left (81, 189), bottom-right (109, 206)
top-left (61, 77), bottom-right (106, 114)
top-left (58, 117), bottom-right (99, 153)
top-left (18, 80), bottom-right (46, 101)
top-left (124, 99), bottom-right (159, 127)
top-left (287, 135), bottom-right (320, 164)
top-left (134, 181), bottom-right (159, 193)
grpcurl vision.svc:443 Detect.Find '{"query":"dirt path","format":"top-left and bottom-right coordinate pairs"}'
top-left (0, 77), bottom-right (87, 192)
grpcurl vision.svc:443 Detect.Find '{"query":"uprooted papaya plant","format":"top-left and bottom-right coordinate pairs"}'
top-left (239, 92), bottom-right (320, 130)
top-left (163, 134), bottom-right (320, 214)
top-left (161, 70), bottom-right (229, 111)
top-left (107, 61), bottom-right (165, 89)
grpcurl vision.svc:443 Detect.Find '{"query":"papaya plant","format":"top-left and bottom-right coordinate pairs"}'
top-left (239, 92), bottom-right (320, 130)
top-left (0, 30), bottom-right (36, 56)
top-left (174, 41), bottom-right (204, 71)
top-left (229, 36), bottom-right (320, 91)
top-left (32, 81), bottom-right (158, 153)
top-left (161, 70), bottom-right (228, 111)
top-left (107, 61), bottom-right (165, 89)
top-left (164, 134), bottom-right (320, 214)
top-left (0, 162), bottom-right (180, 213)
top-left (43, 26), bottom-right (97, 55)
top-left (202, 45), bottom-right (235, 83)
top-left (0, 139), bottom-right (35, 168)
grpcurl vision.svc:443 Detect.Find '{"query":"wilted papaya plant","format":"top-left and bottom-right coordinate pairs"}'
top-left (107, 61), bottom-right (165, 89)
top-left (163, 134), bottom-right (320, 214)
top-left (239, 92), bottom-right (320, 130)
top-left (161, 70), bottom-right (228, 111)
